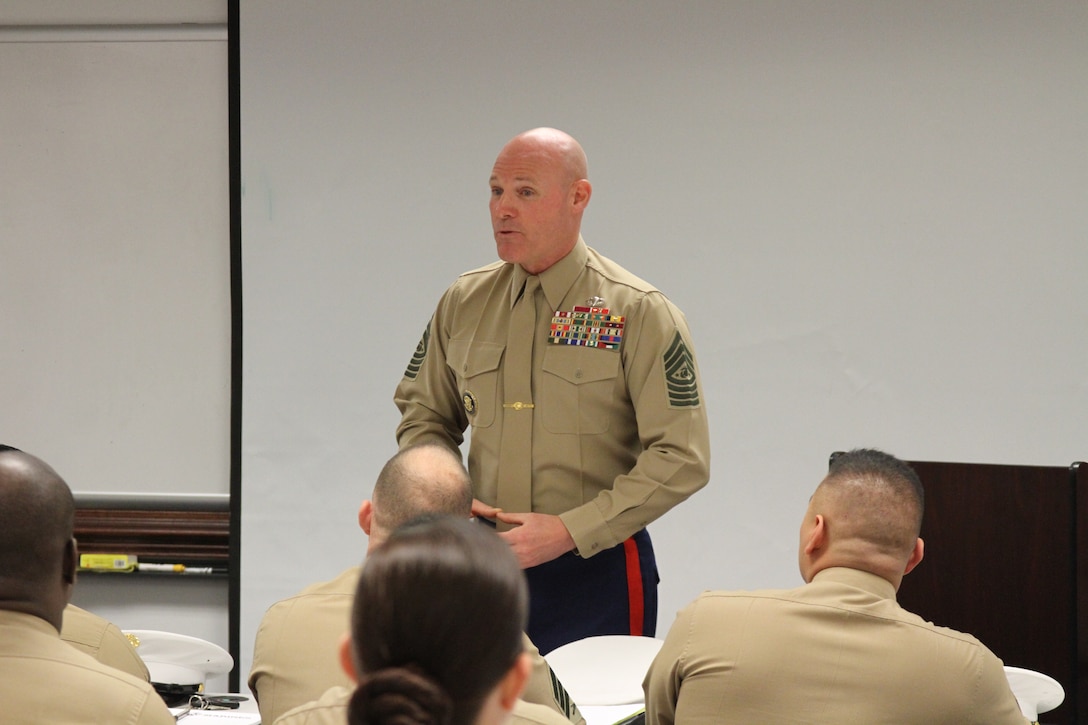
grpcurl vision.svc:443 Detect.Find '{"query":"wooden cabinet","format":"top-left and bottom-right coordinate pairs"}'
top-left (895, 460), bottom-right (1087, 724)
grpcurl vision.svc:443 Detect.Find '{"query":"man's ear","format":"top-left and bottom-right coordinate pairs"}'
top-left (63, 537), bottom-right (77, 586)
top-left (498, 652), bottom-right (532, 710)
top-left (358, 500), bottom-right (373, 536)
top-left (339, 632), bottom-right (358, 683)
top-left (802, 514), bottom-right (827, 557)
top-left (570, 179), bottom-right (592, 211)
top-left (903, 537), bottom-right (925, 576)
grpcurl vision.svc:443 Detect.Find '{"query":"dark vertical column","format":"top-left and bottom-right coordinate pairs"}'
top-left (1074, 462), bottom-right (1087, 723)
top-left (227, 0), bottom-right (243, 695)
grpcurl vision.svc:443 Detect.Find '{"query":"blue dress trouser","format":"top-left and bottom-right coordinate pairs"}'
top-left (524, 527), bottom-right (658, 655)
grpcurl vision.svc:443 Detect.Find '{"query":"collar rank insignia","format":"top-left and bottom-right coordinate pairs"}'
top-left (549, 306), bottom-right (625, 350)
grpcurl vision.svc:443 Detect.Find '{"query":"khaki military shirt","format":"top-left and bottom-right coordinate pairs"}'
top-left (643, 567), bottom-right (1029, 725)
top-left (0, 609), bottom-right (174, 725)
top-left (61, 603), bottom-right (150, 681)
top-left (273, 685), bottom-right (350, 725)
top-left (275, 685), bottom-right (573, 725)
top-left (250, 567), bottom-right (356, 723)
top-left (251, 566), bottom-right (583, 725)
top-left (395, 238), bottom-right (710, 556)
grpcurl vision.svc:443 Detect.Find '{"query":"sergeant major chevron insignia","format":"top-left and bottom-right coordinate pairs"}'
top-left (404, 323), bottom-right (430, 380)
top-left (664, 331), bottom-right (700, 408)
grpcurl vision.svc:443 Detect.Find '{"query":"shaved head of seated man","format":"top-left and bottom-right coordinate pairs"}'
top-left (0, 445), bottom-right (173, 724)
top-left (643, 448), bottom-right (1028, 725)
top-left (249, 442), bottom-right (582, 725)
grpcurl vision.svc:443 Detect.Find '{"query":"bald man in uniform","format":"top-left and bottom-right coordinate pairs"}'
top-left (0, 445), bottom-right (173, 724)
top-left (251, 442), bottom-right (581, 725)
top-left (643, 449), bottom-right (1028, 725)
top-left (395, 127), bottom-right (710, 653)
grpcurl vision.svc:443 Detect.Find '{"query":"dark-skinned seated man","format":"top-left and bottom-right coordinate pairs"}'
top-left (0, 445), bottom-right (173, 724)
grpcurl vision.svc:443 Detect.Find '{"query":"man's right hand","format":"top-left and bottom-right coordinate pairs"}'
top-left (471, 498), bottom-right (502, 520)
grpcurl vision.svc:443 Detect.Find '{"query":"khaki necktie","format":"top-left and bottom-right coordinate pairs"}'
top-left (495, 275), bottom-right (539, 525)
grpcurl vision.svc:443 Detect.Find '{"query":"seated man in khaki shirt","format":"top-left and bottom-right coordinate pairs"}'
top-left (250, 442), bottom-right (582, 725)
top-left (643, 448), bottom-right (1028, 725)
top-left (0, 445), bottom-right (173, 725)
top-left (61, 603), bottom-right (150, 681)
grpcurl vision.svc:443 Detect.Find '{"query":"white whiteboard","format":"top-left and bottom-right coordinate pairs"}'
top-left (0, 26), bottom-right (230, 494)
top-left (238, 0), bottom-right (1087, 688)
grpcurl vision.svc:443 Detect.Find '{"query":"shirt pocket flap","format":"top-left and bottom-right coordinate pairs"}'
top-left (541, 349), bottom-right (620, 385)
top-left (447, 340), bottom-right (505, 429)
top-left (448, 339), bottom-right (505, 377)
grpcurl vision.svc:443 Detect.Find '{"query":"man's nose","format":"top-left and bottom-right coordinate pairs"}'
top-left (493, 193), bottom-right (516, 217)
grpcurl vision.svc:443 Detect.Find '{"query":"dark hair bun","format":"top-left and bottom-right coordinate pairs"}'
top-left (348, 666), bottom-right (453, 725)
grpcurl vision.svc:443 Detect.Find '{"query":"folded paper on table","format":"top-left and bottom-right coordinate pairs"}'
top-left (580, 704), bottom-right (645, 725)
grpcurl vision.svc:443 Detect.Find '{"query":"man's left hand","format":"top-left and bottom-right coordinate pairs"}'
top-left (495, 512), bottom-right (575, 569)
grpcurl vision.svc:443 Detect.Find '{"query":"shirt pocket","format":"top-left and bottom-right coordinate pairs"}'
top-left (540, 347), bottom-right (621, 434)
top-left (446, 339), bottom-right (504, 429)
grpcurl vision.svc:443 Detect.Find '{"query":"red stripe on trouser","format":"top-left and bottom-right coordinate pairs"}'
top-left (623, 536), bottom-right (644, 636)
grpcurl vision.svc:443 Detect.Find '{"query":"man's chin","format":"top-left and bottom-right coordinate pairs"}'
top-left (495, 242), bottom-right (522, 265)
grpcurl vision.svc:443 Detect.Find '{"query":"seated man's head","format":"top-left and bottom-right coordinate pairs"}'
top-left (0, 445), bottom-right (78, 630)
top-left (798, 448), bottom-right (925, 590)
top-left (359, 443), bottom-right (473, 550)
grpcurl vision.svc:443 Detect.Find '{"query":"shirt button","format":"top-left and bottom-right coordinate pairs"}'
top-left (575, 369), bottom-right (583, 379)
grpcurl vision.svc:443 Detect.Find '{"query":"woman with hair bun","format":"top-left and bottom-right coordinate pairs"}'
top-left (275, 515), bottom-right (535, 725)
